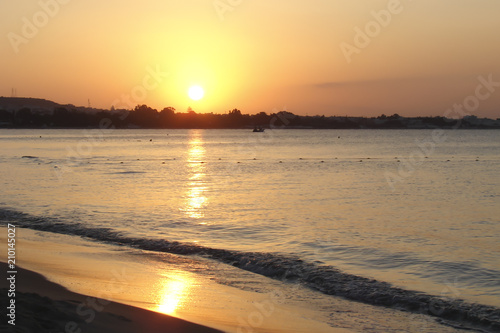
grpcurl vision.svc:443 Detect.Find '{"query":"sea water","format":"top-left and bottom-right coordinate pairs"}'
top-left (0, 129), bottom-right (499, 330)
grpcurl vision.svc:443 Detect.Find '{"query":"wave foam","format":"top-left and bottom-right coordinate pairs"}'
top-left (1, 207), bottom-right (498, 332)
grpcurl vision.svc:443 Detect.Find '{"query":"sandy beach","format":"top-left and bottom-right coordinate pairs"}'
top-left (1, 262), bottom-right (224, 333)
top-left (1, 227), bottom-right (358, 333)
top-left (1, 224), bottom-right (486, 332)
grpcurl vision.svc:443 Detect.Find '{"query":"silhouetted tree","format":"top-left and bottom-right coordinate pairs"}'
top-left (161, 106), bottom-right (176, 115)
top-left (252, 111), bottom-right (270, 126)
top-left (2, 98), bottom-right (499, 129)
top-left (0, 109), bottom-right (13, 125)
top-left (130, 104), bottom-right (159, 128)
top-left (14, 107), bottom-right (33, 126)
top-left (159, 107), bottom-right (176, 127)
top-left (228, 108), bottom-right (242, 116)
top-left (225, 108), bottom-right (244, 127)
top-left (52, 107), bottom-right (71, 127)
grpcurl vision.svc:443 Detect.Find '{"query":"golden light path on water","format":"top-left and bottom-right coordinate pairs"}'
top-left (182, 130), bottom-right (208, 222)
top-left (157, 130), bottom-right (208, 315)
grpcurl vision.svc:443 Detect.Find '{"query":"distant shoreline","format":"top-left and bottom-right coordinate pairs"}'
top-left (1, 97), bottom-right (499, 129)
top-left (1, 127), bottom-right (500, 130)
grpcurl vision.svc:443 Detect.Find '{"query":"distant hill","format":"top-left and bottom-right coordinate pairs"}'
top-left (0, 97), bottom-right (66, 111)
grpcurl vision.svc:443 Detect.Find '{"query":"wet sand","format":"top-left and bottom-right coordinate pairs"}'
top-left (0, 227), bottom-right (352, 333)
top-left (1, 262), bottom-right (225, 333)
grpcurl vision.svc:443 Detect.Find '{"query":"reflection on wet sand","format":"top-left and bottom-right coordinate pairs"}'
top-left (157, 273), bottom-right (192, 315)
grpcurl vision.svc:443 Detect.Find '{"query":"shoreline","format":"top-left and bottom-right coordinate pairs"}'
top-left (0, 226), bottom-right (350, 333)
top-left (0, 262), bottom-right (223, 333)
top-left (2, 225), bottom-right (495, 332)
top-left (1, 224), bottom-right (498, 332)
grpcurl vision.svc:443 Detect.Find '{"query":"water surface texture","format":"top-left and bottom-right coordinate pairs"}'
top-left (1, 129), bottom-right (499, 323)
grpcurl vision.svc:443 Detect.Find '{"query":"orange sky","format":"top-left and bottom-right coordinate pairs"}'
top-left (1, 0), bottom-right (499, 117)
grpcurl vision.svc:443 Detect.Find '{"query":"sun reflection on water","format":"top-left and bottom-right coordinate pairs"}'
top-left (182, 130), bottom-right (208, 220)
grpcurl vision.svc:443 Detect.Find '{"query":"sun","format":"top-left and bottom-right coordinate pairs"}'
top-left (188, 85), bottom-right (204, 101)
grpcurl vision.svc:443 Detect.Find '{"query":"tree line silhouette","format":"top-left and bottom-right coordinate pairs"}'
top-left (0, 103), bottom-right (499, 129)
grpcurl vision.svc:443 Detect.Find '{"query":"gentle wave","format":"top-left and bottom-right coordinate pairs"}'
top-left (105, 171), bottom-right (148, 174)
top-left (1, 207), bottom-right (499, 332)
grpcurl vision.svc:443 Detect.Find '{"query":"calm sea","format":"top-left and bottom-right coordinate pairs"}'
top-left (1, 129), bottom-right (499, 328)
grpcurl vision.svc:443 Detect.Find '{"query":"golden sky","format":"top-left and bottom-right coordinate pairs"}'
top-left (1, 0), bottom-right (499, 117)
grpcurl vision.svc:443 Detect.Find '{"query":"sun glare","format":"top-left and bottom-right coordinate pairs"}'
top-left (188, 85), bottom-right (204, 101)
top-left (158, 280), bottom-right (186, 314)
